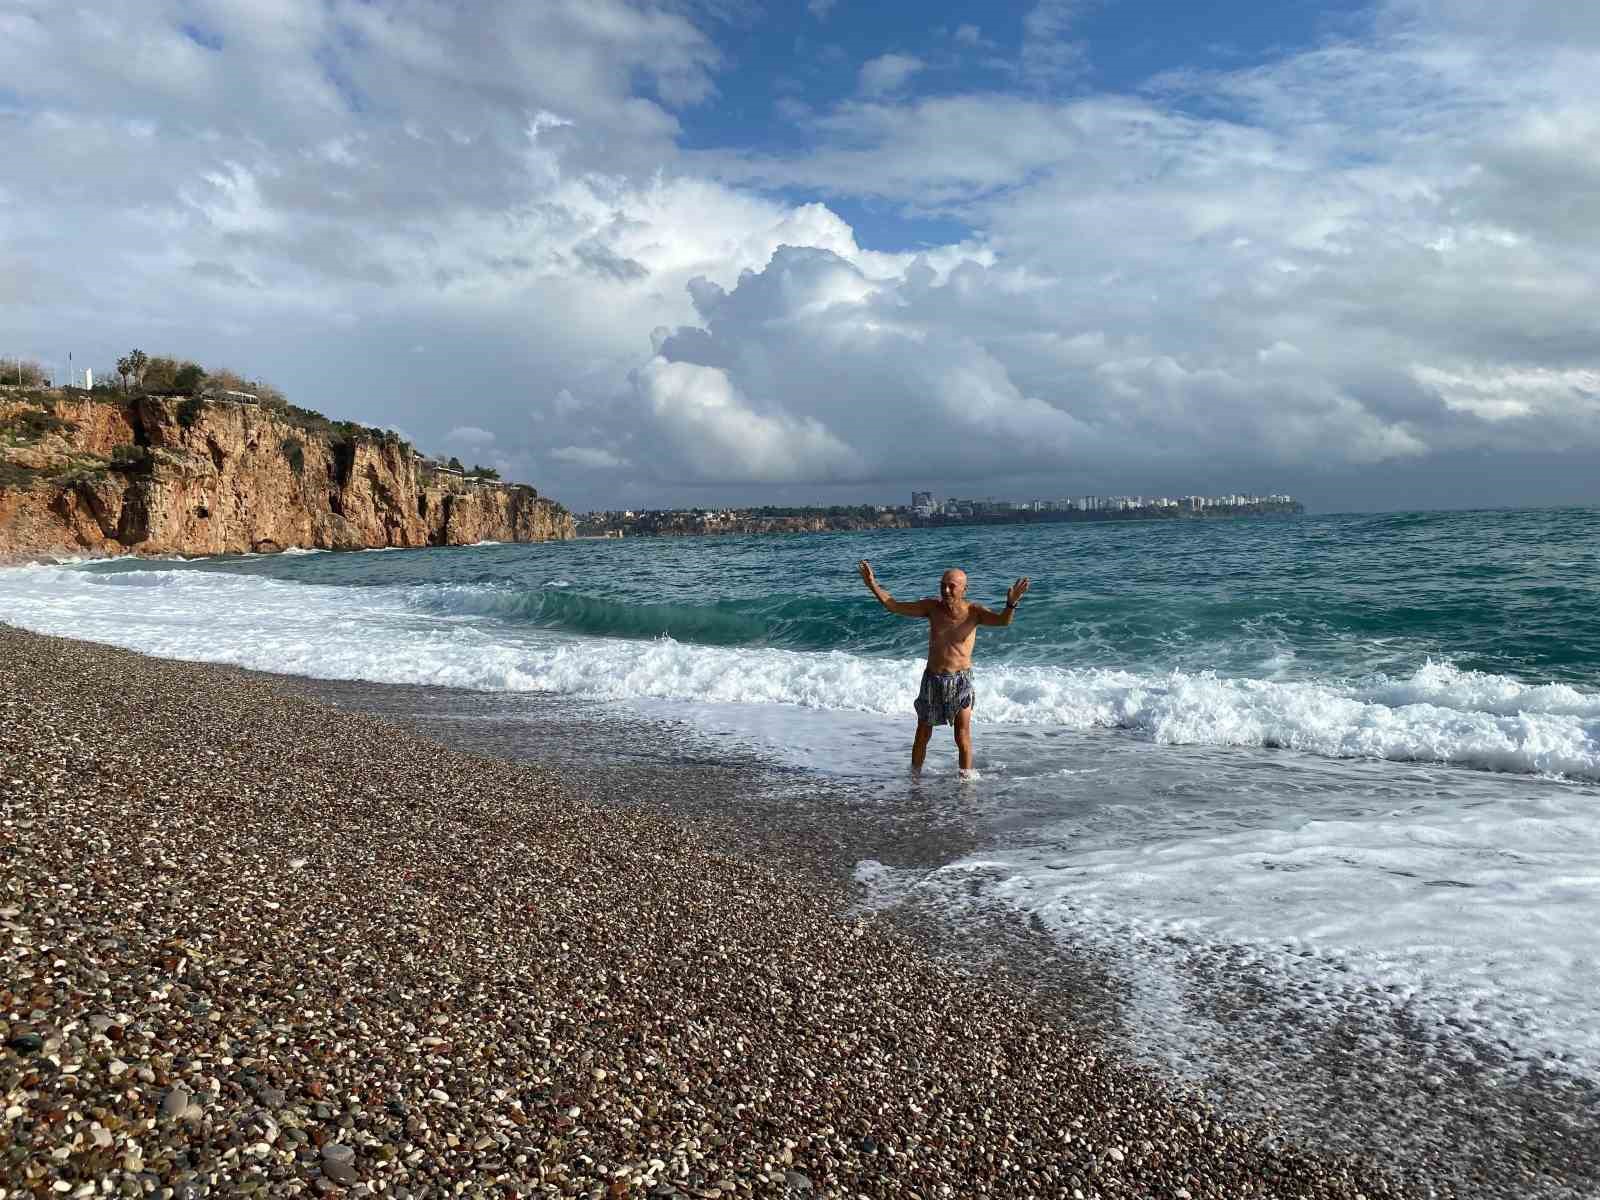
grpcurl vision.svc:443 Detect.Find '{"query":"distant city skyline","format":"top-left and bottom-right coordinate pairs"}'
top-left (580, 489), bottom-right (1300, 518)
top-left (909, 491), bottom-right (1297, 516)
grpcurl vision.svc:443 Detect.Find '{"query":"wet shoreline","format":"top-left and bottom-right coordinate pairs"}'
top-left (281, 670), bottom-right (1600, 1200)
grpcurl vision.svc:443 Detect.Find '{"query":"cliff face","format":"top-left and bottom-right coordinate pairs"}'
top-left (0, 391), bottom-right (573, 559)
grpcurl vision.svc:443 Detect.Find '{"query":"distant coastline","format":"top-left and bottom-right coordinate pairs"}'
top-left (577, 498), bottom-right (1304, 538)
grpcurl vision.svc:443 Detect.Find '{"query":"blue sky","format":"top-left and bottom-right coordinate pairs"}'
top-left (3, 0), bottom-right (1599, 512)
top-left (679, 0), bottom-right (1377, 249)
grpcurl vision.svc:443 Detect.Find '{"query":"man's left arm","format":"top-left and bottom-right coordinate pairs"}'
top-left (976, 576), bottom-right (1030, 626)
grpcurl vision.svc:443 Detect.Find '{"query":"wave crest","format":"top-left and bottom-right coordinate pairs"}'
top-left (4, 565), bottom-right (1597, 780)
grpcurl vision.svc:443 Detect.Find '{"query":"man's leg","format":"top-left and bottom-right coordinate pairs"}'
top-left (911, 722), bottom-right (934, 772)
top-left (953, 707), bottom-right (974, 771)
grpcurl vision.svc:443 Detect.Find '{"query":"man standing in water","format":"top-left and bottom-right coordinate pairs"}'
top-left (857, 560), bottom-right (1030, 773)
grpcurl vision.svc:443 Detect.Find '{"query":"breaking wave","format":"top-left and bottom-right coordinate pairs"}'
top-left (2, 563), bottom-right (1598, 780)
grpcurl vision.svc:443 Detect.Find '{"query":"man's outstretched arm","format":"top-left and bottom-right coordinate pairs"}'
top-left (976, 576), bottom-right (1031, 626)
top-left (858, 560), bottom-right (931, 618)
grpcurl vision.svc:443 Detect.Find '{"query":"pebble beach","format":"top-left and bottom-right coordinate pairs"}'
top-left (1, 625), bottom-right (1414, 1199)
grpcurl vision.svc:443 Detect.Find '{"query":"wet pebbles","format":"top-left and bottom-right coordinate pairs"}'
top-left (2, 626), bottom-right (1409, 1198)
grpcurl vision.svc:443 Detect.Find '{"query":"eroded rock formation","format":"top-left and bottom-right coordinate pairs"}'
top-left (0, 391), bottom-right (573, 559)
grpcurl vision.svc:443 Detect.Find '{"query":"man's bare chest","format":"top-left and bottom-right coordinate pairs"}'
top-left (928, 608), bottom-right (978, 641)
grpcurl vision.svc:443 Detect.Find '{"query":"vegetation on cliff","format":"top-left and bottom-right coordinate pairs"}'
top-left (1, 404), bottom-right (76, 448)
top-left (2, 347), bottom-right (482, 492)
top-left (0, 358), bottom-right (47, 388)
top-left (0, 355), bottom-right (572, 557)
top-left (82, 349), bottom-right (419, 458)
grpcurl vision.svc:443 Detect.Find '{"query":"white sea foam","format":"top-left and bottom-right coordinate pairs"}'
top-left (86, 571), bottom-right (182, 588)
top-left (855, 780), bottom-right (1600, 1078)
top-left (6, 558), bottom-right (1598, 1092)
top-left (1, 563), bottom-right (1598, 779)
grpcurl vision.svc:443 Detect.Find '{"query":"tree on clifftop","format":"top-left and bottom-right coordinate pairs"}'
top-left (0, 358), bottom-right (45, 387)
top-left (173, 362), bottom-right (206, 394)
top-left (115, 349), bottom-right (147, 393)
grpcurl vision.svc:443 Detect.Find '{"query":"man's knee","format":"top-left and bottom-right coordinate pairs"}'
top-left (914, 722), bottom-right (934, 743)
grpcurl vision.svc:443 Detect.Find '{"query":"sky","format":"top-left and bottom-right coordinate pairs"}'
top-left (2, 0), bottom-right (1598, 514)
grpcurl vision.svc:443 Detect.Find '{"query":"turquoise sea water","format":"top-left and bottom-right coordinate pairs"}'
top-left (61, 504), bottom-right (1600, 681)
top-left (3, 506), bottom-right (1599, 1184)
top-left (125, 505), bottom-right (1600, 682)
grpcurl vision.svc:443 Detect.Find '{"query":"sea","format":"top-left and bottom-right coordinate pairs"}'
top-left (3, 507), bottom-right (1598, 1191)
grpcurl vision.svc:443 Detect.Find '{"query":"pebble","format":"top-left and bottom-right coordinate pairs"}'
top-left (160, 1087), bottom-right (191, 1118)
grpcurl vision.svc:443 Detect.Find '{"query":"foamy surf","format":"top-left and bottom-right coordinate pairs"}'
top-left (1, 562), bottom-right (1598, 780)
top-left (854, 775), bottom-right (1600, 1077)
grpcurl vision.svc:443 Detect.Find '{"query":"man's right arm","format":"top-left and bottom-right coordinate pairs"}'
top-left (858, 560), bottom-right (930, 618)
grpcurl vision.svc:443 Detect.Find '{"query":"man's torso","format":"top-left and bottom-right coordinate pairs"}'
top-left (924, 600), bottom-right (980, 672)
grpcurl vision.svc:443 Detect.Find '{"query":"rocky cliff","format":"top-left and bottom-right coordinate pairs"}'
top-left (0, 389), bottom-right (573, 559)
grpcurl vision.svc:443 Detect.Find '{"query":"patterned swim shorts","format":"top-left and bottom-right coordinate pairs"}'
top-left (915, 669), bottom-right (974, 726)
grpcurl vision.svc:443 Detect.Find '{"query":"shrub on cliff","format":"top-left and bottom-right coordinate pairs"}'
top-left (173, 362), bottom-right (206, 394)
top-left (176, 397), bottom-right (206, 429)
top-left (0, 358), bottom-right (46, 387)
top-left (281, 436), bottom-right (305, 475)
top-left (109, 444), bottom-right (152, 475)
top-left (141, 356), bottom-right (208, 396)
top-left (1, 407), bottom-right (77, 446)
top-left (49, 455), bottom-right (112, 489)
top-left (0, 402), bottom-right (73, 443)
top-left (203, 368), bottom-right (252, 396)
top-left (0, 461), bottom-right (48, 490)
top-left (202, 367), bottom-right (283, 407)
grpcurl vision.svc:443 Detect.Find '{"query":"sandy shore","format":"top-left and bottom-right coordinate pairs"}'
top-left (1, 626), bottom-right (1410, 1198)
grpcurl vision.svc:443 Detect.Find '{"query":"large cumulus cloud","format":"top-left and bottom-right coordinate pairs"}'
top-left (670, 4), bottom-right (1600, 499)
top-left (571, 243), bottom-right (1427, 490)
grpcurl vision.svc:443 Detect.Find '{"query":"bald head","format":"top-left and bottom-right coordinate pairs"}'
top-left (939, 569), bottom-right (968, 602)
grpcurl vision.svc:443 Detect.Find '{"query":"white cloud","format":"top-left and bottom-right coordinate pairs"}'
top-left (1022, 0), bottom-right (1091, 87)
top-left (858, 54), bottom-right (924, 97)
top-left (807, 0), bottom-right (837, 19)
top-left (446, 425), bottom-right (497, 447)
top-left (1382, 0), bottom-right (1600, 47)
top-left (551, 445), bottom-right (630, 469)
top-left (632, 355), bottom-right (864, 483)
top-left (3, 0), bottom-right (1599, 510)
top-left (1413, 365), bottom-right (1600, 425)
top-left (674, 13), bottom-right (1600, 493)
top-left (774, 95), bottom-right (812, 122)
top-left (599, 244), bottom-right (1424, 488)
